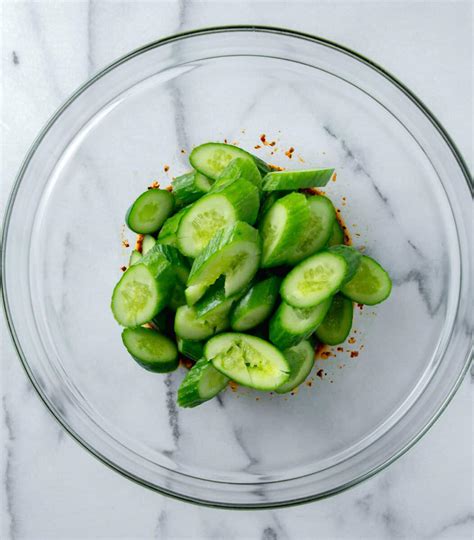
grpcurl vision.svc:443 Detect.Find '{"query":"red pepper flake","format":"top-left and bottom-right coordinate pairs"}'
top-left (337, 347), bottom-right (344, 352)
top-left (320, 351), bottom-right (334, 359)
top-left (164, 165), bottom-right (170, 172)
top-left (122, 240), bottom-right (130, 248)
top-left (148, 180), bottom-right (160, 190)
top-left (180, 357), bottom-right (194, 370)
top-left (229, 381), bottom-right (238, 392)
top-left (331, 173), bottom-right (337, 182)
top-left (350, 351), bottom-right (359, 358)
top-left (254, 144), bottom-right (261, 150)
top-left (316, 369), bottom-right (324, 379)
top-left (180, 149), bottom-right (186, 154)
top-left (260, 134), bottom-right (267, 144)
top-left (306, 380), bottom-right (313, 387)
top-left (268, 164), bottom-right (285, 171)
top-left (120, 265), bottom-right (127, 272)
top-left (135, 234), bottom-right (144, 253)
top-left (290, 391), bottom-right (295, 396)
top-left (348, 337), bottom-right (356, 344)
top-left (255, 397), bottom-right (260, 401)
top-left (224, 138), bottom-right (228, 144)
top-left (357, 303), bottom-right (364, 310)
top-left (269, 141), bottom-right (276, 147)
top-left (284, 146), bottom-right (295, 159)
top-left (165, 185), bottom-right (173, 192)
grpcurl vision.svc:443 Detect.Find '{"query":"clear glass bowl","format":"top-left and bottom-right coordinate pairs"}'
top-left (2, 27), bottom-right (472, 508)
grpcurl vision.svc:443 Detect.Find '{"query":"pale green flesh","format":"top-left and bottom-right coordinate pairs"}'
top-left (232, 304), bottom-right (270, 332)
top-left (198, 364), bottom-right (229, 399)
top-left (207, 334), bottom-right (289, 390)
top-left (122, 328), bottom-right (177, 363)
top-left (283, 253), bottom-right (347, 308)
top-left (186, 241), bottom-right (260, 304)
top-left (177, 195), bottom-right (236, 257)
top-left (174, 305), bottom-right (228, 341)
top-left (341, 256), bottom-right (392, 304)
top-left (127, 190), bottom-right (174, 234)
top-left (261, 204), bottom-right (287, 263)
top-left (112, 265), bottom-right (159, 327)
top-left (281, 299), bottom-right (332, 333)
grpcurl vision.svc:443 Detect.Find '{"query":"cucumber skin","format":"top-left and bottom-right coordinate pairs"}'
top-left (341, 255), bottom-right (392, 305)
top-left (327, 220), bottom-right (345, 247)
top-left (262, 168), bottom-right (335, 191)
top-left (126, 189), bottom-right (175, 234)
top-left (177, 358), bottom-right (229, 408)
top-left (214, 157), bottom-right (262, 191)
top-left (315, 294), bottom-right (354, 345)
top-left (194, 277), bottom-right (242, 318)
top-left (269, 298), bottom-right (332, 349)
top-left (230, 276), bottom-right (281, 331)
top-left (187, 221), bottom-right (261, 295)
top-left (260, 192), bottom-right (310, 268)
top-left (121, 328), bottom-right (178, 373)
top-left (174, 304), bottom-right (230, 341)
top-left (190, 142), bottom-right (269, 180)
top-left (157, 207), bottom-right (190, 247)
top-left (172, 171), bottom-right (211, 207)
top-left (276, 340), bottom-right (315, 394)
top-left (177, 338), bottom-right (204, 362)
top-left (211, 177), bottom-right (260, 225)
top-left (328, 245), bottom-right (362, 284)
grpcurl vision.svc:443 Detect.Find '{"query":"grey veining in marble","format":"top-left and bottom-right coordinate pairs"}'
top-left (1, 2), bottom-right (472, 540)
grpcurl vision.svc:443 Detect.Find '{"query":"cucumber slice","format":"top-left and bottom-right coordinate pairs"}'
top-left (327, 220), bottom-right (345, 247)
top-left (286, 195), bottom-right (336, 264)
top-left (174, 304), bottom-right (229, 341)
top-left (157, 207), bottom-right (190, 247)
top-left (126, 189), bottom-right (175, 234)
top-left (281, 250), bottom-right (352, 308)
top-left (186, 222), bottom-right (261, 305)
top-left (194, 277), bottom-right (237, 318)
top-left (214, 157), bottom-right (262, 191)
top-left (111, 251), bottom-right (174, 327)
top-left (260, 192), bottom-right (310, 268)
top-left (177, 337), bottom-right (204, 362)
top-left (190, 142), bottom-right (269, 180)
top-left (205, 333), bottom-right (290, 391)
top-left (328, 245), bottom-right (362, 284)
top-left (178, 358), bottom-right (229, 408)
top-left (142, 234), bottom-right (156, 255)
top-left (129, 250), bottom-right (142, 266)
top-left (172, 171), bottom-right (212, 207)
top-left (269, 298), bottom-right (332, 349)
top-left (230, 276), bottom-right (281, 331)
top-left (258, 191), bottom-right (285, 223)
top-left (341, 255), bottom-right (392, 305)
top-left (276, 340), bottom-right (315, 394)
top-left (177, 178), bottom-right (259, 257)
top-left (262, 168), bottom-right (334, 191)
top-left (315, 294), bottom-right (354, 345)
top-left (122, 327), bottom-right (178, 373)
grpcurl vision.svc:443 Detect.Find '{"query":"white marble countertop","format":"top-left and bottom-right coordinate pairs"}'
top-left (1, 2), bottom-right (472, 539)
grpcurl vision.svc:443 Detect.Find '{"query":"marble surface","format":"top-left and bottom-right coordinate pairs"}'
top-left (1, 1), bottom-right (472, 539)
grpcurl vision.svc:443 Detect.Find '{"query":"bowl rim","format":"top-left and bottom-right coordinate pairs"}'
top-left (1, 25), bottom-right (472, 509)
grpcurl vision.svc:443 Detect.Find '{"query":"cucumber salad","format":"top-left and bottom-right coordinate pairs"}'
top-left (111, 142), bottom-right (392, 408)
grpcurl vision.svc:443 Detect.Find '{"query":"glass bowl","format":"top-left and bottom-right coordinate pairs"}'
top-left (2, 27), bottom-right (472, 508)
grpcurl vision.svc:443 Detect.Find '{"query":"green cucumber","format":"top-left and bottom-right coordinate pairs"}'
top-left (269, 298), bottom-right (332, 349)
top-left (276, 340), bottom-right (315, 394)
top-left (315, 294), bottom-right (354, 345)
top-left (286, 195), bottom-right (336, 264)
top-left (230, 276), bottom-right (281, 331)
top-left (281, 249), bottom-right (359, 308)
top-left (258, 191), bottom-right (285, 223)
top-left (142, 234), bottom-right (156, 255)
top-left (328, 245), bottom-right (362, 284)
top-left (177, 178), bottom-right (259, 257)
top-left (327, 220), bottom-right (345, 247)
top-left (213, 157), bottom-right (262, 191)
top-left (174, 304), bottom-right (229, 341)
top-left (129, 250), bottom-right (142, 266)
top-left (178, 358), bottom-right (229, 408)
top-left (125, 189), bottom-right (175, 234)
top-left (122, 327), bottom-right (178, 372)
top-left (186, 221), bottom-right (261, 305)
top-left (262, 168), bottom-right (334, 191)
top-left (177, 337), bottom-right (204, 362)
top-left (157, 207), bottom-right (190, 247)
top-left (152, 308), bottom-right (175, 336)
top-left (260, 192), bottom-right (310, 268)
top-left (341, 255), bottom-right (392, 305)
top-left (172, 171), bottom-right (212, 206)
top-left (194, 277), bottom-right (237, 318)
top-left (190, 142), bottom-right (269, 180)
top-left (111, 250), bottom-right (174, 327)
top-left (205, 333), bottom-right (290, 391)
